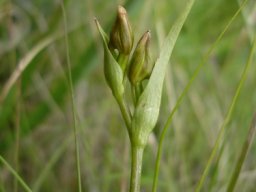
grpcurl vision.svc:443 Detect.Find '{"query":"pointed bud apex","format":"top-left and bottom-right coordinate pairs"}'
top-left (129, 31), bottom-right (153, 85)
top-left (109, 5), bottom-right (134, 55)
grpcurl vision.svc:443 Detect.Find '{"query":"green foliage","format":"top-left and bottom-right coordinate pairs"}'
top-left (0, 0), bottom-right (256, 191)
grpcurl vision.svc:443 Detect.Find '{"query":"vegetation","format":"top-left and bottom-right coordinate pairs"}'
top-left (0, 0), bottom-right (256, 191)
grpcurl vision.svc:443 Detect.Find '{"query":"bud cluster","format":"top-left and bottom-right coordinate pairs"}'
top-left (95, 3), bottom-right (193, 191)
top-left (95, 5), bottom-right (158, 148)
top-left (107, 5), bottom-right (153, 88)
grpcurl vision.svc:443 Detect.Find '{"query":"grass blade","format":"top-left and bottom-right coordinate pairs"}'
top-left (0, 155), bottom-right (32, 192)
top-left (32, 138), bottom-right (71, 192)
top-left (0, 34), bottom-right (58, 102)
top-left (152, 0), bottom-right (249, 191)
top-left (195, 33), bottom-right (256, 192)
top-left (60, 1), bottom-right (82, 191)
top-left (151, 0), bottom-right (196, 190)
top-left (227, 113), bottom-right (256, 192)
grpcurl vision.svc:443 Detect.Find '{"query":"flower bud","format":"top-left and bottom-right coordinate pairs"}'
top-left (109, 6), bottom-right (134, 55)
top-left (95, 19), bottom-right (124, 99)
top-left (129, 31), bottom-right (153, 85)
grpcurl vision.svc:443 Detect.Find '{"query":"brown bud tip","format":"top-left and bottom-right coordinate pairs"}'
top-left (138, 30), bottom-right (151, 48)
top-left (109, 5), bottom-right (134, 55)
top-left (117, 5), bottom-right (127, 16)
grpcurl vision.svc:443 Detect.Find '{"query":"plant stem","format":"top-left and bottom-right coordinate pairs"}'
top-left (117, 97), bottom-right (132, 137)
top-left (117, 53), bottom-right (129, 72)
top-left (227, 113), bottom-right (256, 192)
top-left (130, 146), bottom-right (144, 192)
top-left (135, 84), bottom-right (142, 100)
top-left (0, 155), bottom-right (32, 192)
top-left (61, 2), bottom-right (82, 191)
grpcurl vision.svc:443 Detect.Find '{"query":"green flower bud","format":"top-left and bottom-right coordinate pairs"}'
top-left (95, 19), bottom-right (124, 99)
top-left (109, 6), bottom-right (134, 55)
top-left (129, 31), bottom-right (153, 85)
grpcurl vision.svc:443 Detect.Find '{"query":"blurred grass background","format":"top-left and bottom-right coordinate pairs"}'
top-left (0, 0), bottom-right (256, 191)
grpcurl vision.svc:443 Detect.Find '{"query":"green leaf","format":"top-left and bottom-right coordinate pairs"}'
top-left (0, 155), bottom-right (32, 192)
top-left (227, 113), bottom-right (256, 192)
top-left (131, 0), bottom-right (195, 147)
top-left (95, 19), bottom-right (124, 99)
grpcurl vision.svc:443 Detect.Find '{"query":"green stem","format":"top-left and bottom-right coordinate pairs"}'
top-left (131, 82), bottom-right (143, 106)
top-left (117, 97), bottom-right (132, 138)
top-left (117, 53), bottom-right (129, 72)
top-left (130, 146), bottom-right (144, 192)
top-left (61, 2), bottom-right (82, 191)
top-left (227, 113), bottom-right (256, 192)
top-left (0, 155), bottom-right (32, 192)
top-left (134, 83), bottom-right (142, 100)
top-left (131, 85), bottom-right (137, 105)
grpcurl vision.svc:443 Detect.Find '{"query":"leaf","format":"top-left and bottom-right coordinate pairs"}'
top-left (131, 0), bottom-right (195, 147)
top-left (227, 113), bottom-right (256, 192)
top-left (0, 155), bottom-right (32, 192)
